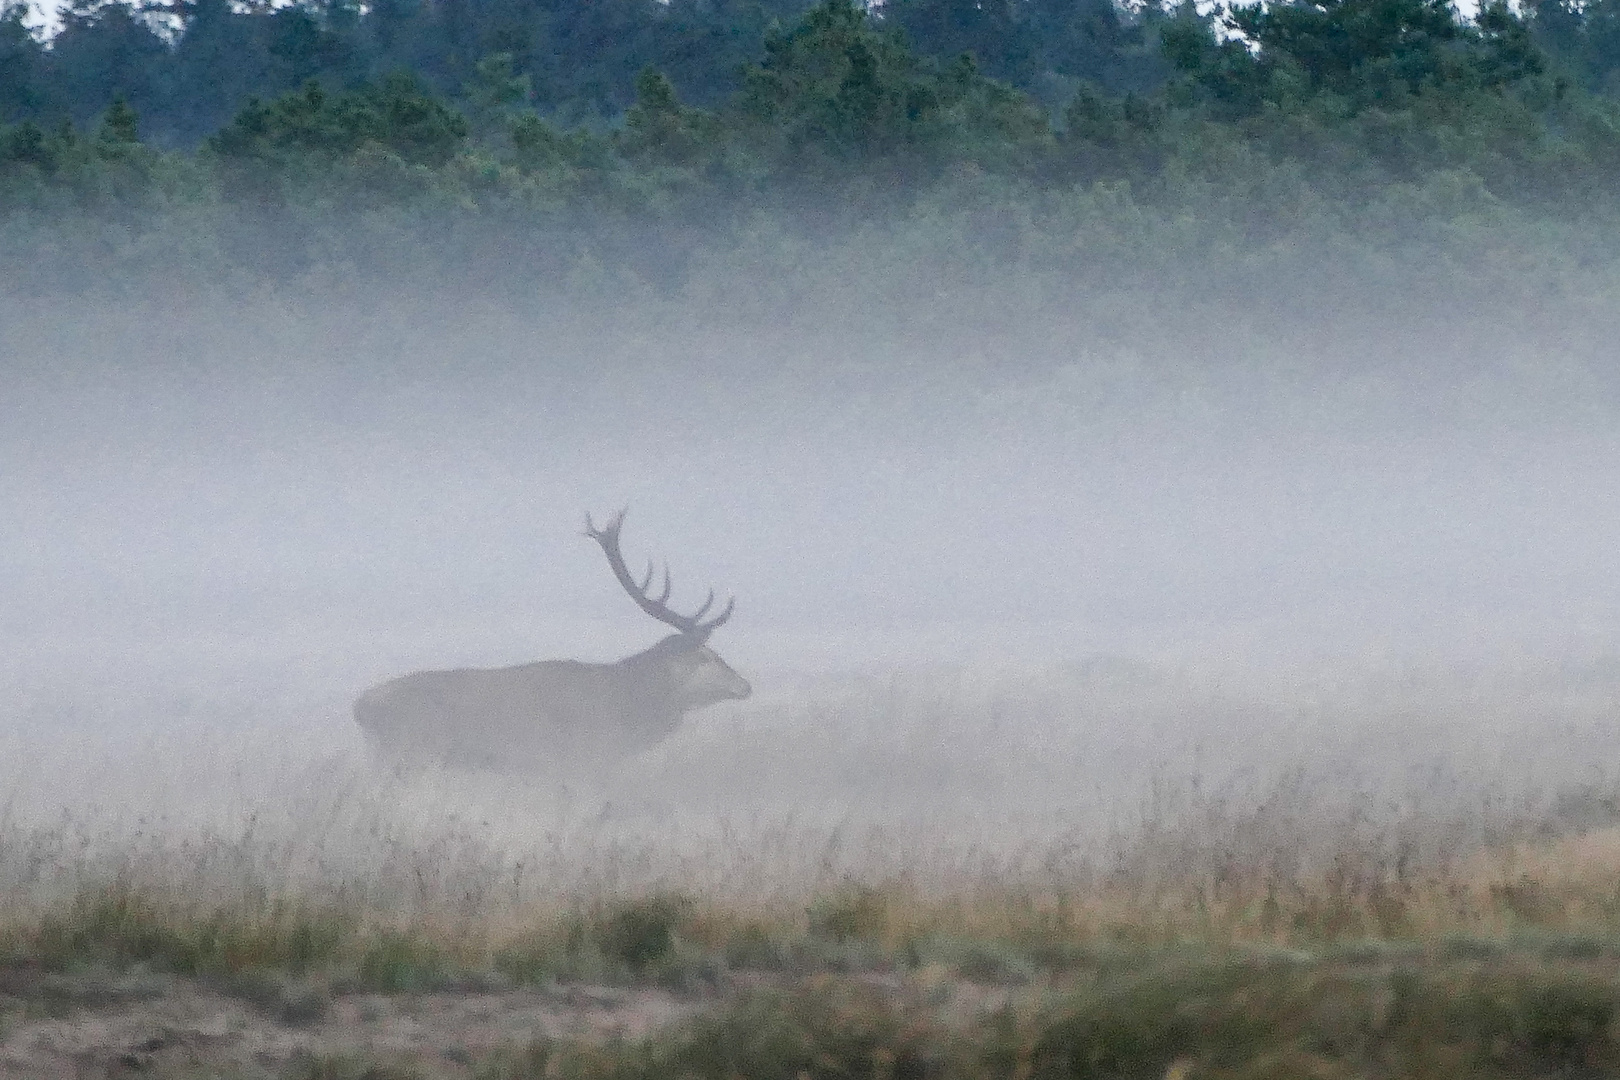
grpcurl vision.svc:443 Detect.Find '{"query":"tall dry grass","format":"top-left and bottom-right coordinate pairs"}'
top-left (2, 655), bottom-right (1620, 983)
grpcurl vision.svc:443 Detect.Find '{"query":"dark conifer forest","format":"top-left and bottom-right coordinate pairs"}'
top-left (3, 0), bottom-right (1620, 293)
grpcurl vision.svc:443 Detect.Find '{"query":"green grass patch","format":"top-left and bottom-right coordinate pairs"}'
top-left (8, 881), bottom-right (356, 977)
top-left (469, 953), bottom-right (1620, 1078)
top-left (14, 884), bottom-right (1620, 1079)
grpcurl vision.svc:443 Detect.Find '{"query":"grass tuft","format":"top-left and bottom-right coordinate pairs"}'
top-left (598, 894), bottom-right (692, 969)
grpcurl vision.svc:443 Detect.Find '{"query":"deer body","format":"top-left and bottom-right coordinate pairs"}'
top-left (353, 512), bottom-right (750, 775)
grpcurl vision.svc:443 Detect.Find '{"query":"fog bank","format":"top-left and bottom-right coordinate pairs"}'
top-left (2, 276), bottom-right (1618, 888)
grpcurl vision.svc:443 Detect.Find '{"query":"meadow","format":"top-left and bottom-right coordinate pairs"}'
top-left (5, 253), bottom-right (1620, 1074)
top-left (6, 654), bottom-right (1620, 1077)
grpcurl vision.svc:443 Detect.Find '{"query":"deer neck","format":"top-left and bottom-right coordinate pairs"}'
top-left (618, 635), bottom-right (691, 685)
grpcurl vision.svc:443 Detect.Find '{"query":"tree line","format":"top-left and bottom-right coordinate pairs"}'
top-left (0, 0), bottom-right (1168, 144)
top-left (5, 0), bottom-right (1620, 138)
top-left (4, 0), bottom-right (1620, 289)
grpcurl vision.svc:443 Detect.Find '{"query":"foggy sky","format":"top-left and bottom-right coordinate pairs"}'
top-left (5, 284), bottom-right (1618, 726)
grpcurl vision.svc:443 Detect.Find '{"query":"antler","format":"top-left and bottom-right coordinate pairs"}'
top-left (584, 509), bottom-right (735, 641)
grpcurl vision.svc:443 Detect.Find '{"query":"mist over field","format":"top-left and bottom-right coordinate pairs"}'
top-left (2, 263), bottom-right (1618, 910)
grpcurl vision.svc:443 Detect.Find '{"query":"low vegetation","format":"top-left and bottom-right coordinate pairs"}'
top-left (13, 822), bottom-right (1620, 987)
top-left (576, 959), bottom-right (1620, 1080)
top-left (10, 788), bottom-right (1620, 1076)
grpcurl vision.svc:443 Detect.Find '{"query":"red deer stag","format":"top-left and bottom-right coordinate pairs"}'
top-left (354, 510), bottom-right (750, 775)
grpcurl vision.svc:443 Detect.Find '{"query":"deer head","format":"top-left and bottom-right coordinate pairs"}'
top-left (585, 509), bottom-right (750, 706)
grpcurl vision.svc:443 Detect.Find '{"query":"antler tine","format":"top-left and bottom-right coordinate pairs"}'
top-left (701, 595), bottom-right (735, 632)
top-left (583, 508), bottom-right (627, 541)
top-left (692, 589), bottom-right (715, 621)
top-left (584, 508), bottom-right (737, 640)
